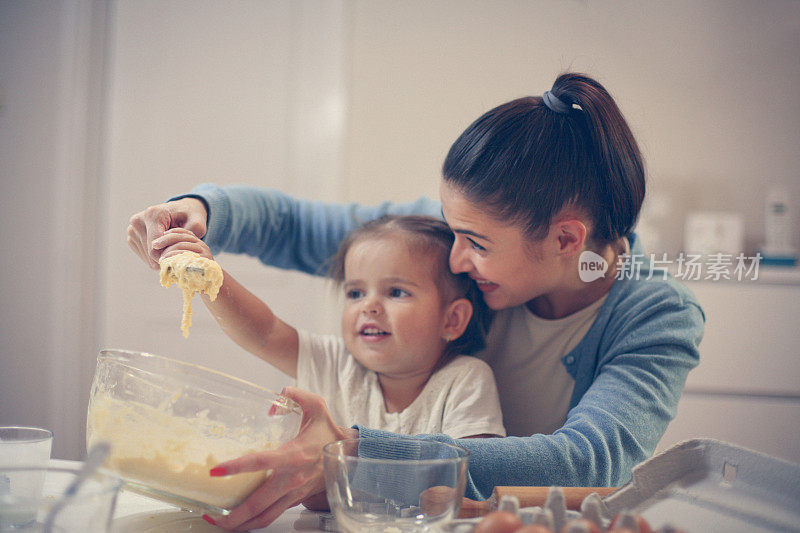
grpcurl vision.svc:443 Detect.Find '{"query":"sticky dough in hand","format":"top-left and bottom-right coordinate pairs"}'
top-left (159, 251), bottom-right (224, 337)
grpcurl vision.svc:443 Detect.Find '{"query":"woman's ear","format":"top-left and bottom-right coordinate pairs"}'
top-left (442, 298), bottom-right (473, 342)
top-left (554, 219), bottom-right (587, 256)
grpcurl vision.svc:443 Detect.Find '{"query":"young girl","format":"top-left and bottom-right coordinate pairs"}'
top-left (153, 215), bottom-right (505, 439)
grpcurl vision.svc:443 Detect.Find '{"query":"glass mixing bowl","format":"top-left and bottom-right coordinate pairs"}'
top-left (86, 349), bottom-right (301, 516)
top-left (323, 438), bottom-right (469, 533)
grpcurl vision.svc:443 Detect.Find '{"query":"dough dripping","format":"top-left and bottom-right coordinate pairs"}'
top-left (159, 251), bottom-right (223, 337)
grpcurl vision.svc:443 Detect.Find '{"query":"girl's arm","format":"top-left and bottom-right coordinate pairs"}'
top-left (202, 270), bottom-right (299, 378)
top-left (157, 229), bottom-right (299, 377)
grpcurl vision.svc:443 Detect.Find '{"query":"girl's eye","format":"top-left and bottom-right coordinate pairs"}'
top-left (390, 288), bottom-right (410, 298)
top-left (468, 238), bottom-right (486, 251)
top-left (345, 289), bottom-right (363, 300)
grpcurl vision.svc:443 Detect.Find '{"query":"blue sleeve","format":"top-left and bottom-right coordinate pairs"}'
top-left (173, 184), bottom-right (442, 275)
top-left (359, 285), bottom-right (704, 500)
top-left (565, 283), bottom-right (704, 484)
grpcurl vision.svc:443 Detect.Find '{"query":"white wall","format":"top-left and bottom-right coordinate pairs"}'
top-left (1, 0), bottom-right (798, 461)
top-left (100, 0), bottom-right (346, 391)
top-left (342, 0), bottom-right (800, 257)
top-left (1, 0), bottom-right (347, 460)
top-left (1, 0), bottom-right (107, 460)
top-left (1, 0), bottom-right (63, 446)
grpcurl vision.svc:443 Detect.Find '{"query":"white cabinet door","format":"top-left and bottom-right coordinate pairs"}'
top-left (658, 392), bottom-right (800, 464)
top-left (660, 277), bottom-right (800, 464)
top-left (684, 281), bottom-right (800, 396)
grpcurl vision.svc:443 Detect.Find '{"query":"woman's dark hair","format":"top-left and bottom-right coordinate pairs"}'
top-left (329, 215), bottom-right (492, 365)
top-left (442, 72), bottom-right (645, 246)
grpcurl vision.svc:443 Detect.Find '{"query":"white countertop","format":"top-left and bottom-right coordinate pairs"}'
top-left (49, 460), bottom-right (329, 532)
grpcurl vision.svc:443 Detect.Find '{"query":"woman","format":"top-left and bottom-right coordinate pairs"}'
top-left (128, 72), bottom-right (704, 530)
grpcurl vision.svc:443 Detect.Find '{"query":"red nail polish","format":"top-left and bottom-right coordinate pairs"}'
top-left (202, 514), bottom-right (216, 525)
top-left (268, 403), bottom-right (277, 416)
top-left (209, 467), bottom-right (227, 477)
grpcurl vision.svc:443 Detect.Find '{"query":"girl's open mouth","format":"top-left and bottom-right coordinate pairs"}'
top-left (360, 326), bottom-right (390, 337)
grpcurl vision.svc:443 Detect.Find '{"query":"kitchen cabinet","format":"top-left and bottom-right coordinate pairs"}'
top-left (656, 270), bottom-right (800, 464)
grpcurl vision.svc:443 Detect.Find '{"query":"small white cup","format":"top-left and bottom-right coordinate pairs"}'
top-left (0, 427), bottom-right (53, 468)
top-left (0, 427), bottom-right (53, 529)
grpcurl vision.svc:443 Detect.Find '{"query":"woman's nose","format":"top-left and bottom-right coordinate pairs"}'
top-left (449, 240), bottom-right (470, 274)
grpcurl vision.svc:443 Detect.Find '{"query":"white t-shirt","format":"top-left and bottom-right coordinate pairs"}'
top-left (296, 330), bottom-right (506, 438)
top-left (477, 294), bottom-right (607, 436)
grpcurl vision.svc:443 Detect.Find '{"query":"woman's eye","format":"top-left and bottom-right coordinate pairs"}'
top-left (345, 289), bottom-right (363, 300)
top-left (390, 288), bottom-right (410, 298)
top-left (468, 238), bottom-right (486, 251)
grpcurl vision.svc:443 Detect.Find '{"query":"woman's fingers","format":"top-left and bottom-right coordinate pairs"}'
top-left (207, 388), bottom-right (355, 530)
top-left (125, 197), bottom-right (208, 269)
top-left (212, 449), bottom-right (283, 476)
top-left (153, 229), bottom-right (204, 251)
top-left (126, 213), bottom-right (157, 269)
top-left (234, 488), bottom-right (310, 531)
top-left (142, 205), bottom-right (173, 266)
top-left (126, 233), bottom-right (148, 268)
top-left (126, 204), bottom-right (171, 269)
top-left (209, 466), bottom-right (307, 529)
top-left (160, 241), bottom-right (211, 261)
top-left (159, 227), bottom-right (198, 239)
top-left (281, 386), bottom-right (329, 424)
top-left (301, 490), bottom-right (330, 511)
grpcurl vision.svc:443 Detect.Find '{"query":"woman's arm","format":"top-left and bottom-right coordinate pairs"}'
top-left (129, 185), bottom-right (440, 276)
top-left (201, 280), bottom-right (703, 531)
top-left (361, 284), bottom-right (704, 499)
top-left (206, 287), bottom-right (701, 528)
top-left (177, 184), bottom-right (442, 274)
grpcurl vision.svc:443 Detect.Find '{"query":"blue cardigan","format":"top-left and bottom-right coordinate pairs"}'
top-left (181, 184), bottom-right (705, 499)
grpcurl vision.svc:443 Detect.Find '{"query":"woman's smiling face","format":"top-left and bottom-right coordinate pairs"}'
top-left (440, 181), bottom-right (563, 310)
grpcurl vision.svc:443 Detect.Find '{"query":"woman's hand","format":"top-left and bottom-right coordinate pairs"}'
top-left (205, 387), bottom-right (358, 531)
top-left (127, 197), bottom-right (208, 269)
top-left (154, 228), bottom-right (214, 262)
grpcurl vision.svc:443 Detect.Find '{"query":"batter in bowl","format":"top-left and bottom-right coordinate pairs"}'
top-left (87, 394), bottom-right (271, 510)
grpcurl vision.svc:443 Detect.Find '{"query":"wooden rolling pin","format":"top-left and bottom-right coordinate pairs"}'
top-left (458, 486), bottom-right (618, 518)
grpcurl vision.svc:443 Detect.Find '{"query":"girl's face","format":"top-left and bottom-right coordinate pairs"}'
top-left (341, 235), bottom-right (451, 379)
top-left (440, 181), bottom-right (563, 310)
